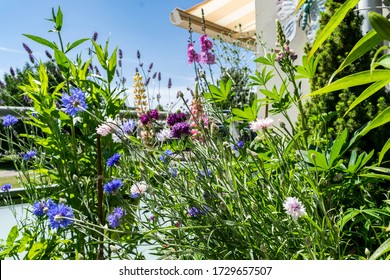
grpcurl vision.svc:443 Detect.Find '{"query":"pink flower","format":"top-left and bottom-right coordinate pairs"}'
top-left (283, 197), bottom-right (306, 220)
top-left (200, 34), bottom-right (213, 52)
top-left (96, 118), bottom-right (116, 136)
top-left (187, 43), bottom-right (200, 64)
top-left (200, 51), bottom-right (216, 65)
top-left (249, 117), bottom-right (274, 132)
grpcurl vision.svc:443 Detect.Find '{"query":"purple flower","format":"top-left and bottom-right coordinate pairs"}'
top-left (171, 122), bottom-right (191, 138)
top-left (232, 140), bottom-right (245, 151)
top-left (159, 149), bottom-right (173, 163)
top-left (121, 119), bottom-right (136, 134)
top-left (107, 153), bottom-right (121, 167)
top-left (168, 78), bottom-right (172, 89)
top-left (45, 50), bottom-right (53, 59)
top-left (47, 203), bottom-right (74, 230)
top-left (107, 207), bottom-right (125, 228)
top-left (32, 201), bottom-right (46, 216)
top-left (118, 49), bottom-right (123, 59)
top-left (188, 206), bottom-right (210, 217)
top-left (2, 115), bottom-right (18, 127)
top-left (158, 72), bottom-right (161, 81)
top-left (29, 54), bottom-right (35, 64)
top-left (103, 179), bottom-right (123, 194)
top-left (23, 150), bottom-right (37, 160)
top-left (187, 43), bottom-right (200, 64)
top-left (149, 109), bottom-right (159, 120)
top-left (61, 88), bottom-right (88, 116)
top-left (168, 167), bottom-right (178, 177)
top-left (167, 112), bottom-right (187, 126)
top-left (199, 168), bottom-right (212, 178)
top-left (140, 113), bottom-right (149, 125)
top-left (92, 32), bottom-right (98, 41)
top-left (200, 34), bottom-right (213, 52)
top-left (9, 67), bottom-right (15, 77)
top-left (137, 50), bottom-right (141, 59)
top-left (1, 184), bottom-right (11, 192)
top-left (200, 51), bottom-right (216, 65)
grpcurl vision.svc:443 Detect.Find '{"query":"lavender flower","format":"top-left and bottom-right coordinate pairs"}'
top-left (137, 50), bottom-right (141, 59)
top-left (107, 207), bottom-right (125, 228)
top-left (168, 78), bottom-right (172, 89)
top-left (170, 122), bottom-right (190, 138)
top-left (2, 115), bottom-right (18, 127)
top-left (45, 50), bottom-right (53, 59)
top-left (9, 67), bottom-right (15, 77)
top-left (29, 54), bottom-right (35, 64)
top-left (158, 72), bottom-right (161, 81)
top-left (107, 153), bottom-right (121, 167)
top-left (61, 88), bottom-right (88, 116)
top-left (92, 32), bottom-right (98, 41)
top-left (103, 179), bottom-right (123, 194)
top-left (283, 197), bottom-right (306, 220)
top-left (22, 43), bottom-right (32, 54)
top-left (118, 49), bottom-right (123, 59)
top-left (0, 80), bottom-right (5, 89)
top-left (188, 206), bottom-right (210, 217)
top-left (23, 150), bottom-right (37, 161)
top-left (47, 203), bottom-right (74, 229)
top-left (1, 184), bottom-right (11, 192)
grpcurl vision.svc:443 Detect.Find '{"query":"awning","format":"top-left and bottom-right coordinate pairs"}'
top-left (170, 0), bottom-right (256, 48)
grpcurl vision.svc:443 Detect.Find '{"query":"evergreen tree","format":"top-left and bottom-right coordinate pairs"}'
top-left (301, 0), bottom-right (390, 155)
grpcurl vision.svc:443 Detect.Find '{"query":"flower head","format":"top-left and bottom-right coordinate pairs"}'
top-left (96, 117), bottom-right (116, 136)
top-left (249, 117), bottom-right (274, 132)
top-left (103, 179), bottom-right (123, 194)
top-left (107, 207), bottom-right (125, 228)
top-left (283, 197), bottom-right (306, 220)
top-left (188, 206), bottom-right (210, 217)
top-left (112, 118), bottom-right (137, 143)
top-left (167, 112), bottom-right (187, 126)
top-left (32, 201), bottom-right (48, 216)
top-left (156, 128), bottom-right (171, 142)
top-left (232, 140), bottom-right (245, 151)
top-left (61, 88), bottom-right (88, 116)
top-left (187, 43), bottom-right (200, 64)
top-left (130, 181), bottom-right (148, 198)
top-left (1, 184), bottom-right (11, 192)
top-left (47, 203), bottom-right (74, 230)
top-left (2, 115), bottom-right (18, 127)
top-left (159, 149), bottom-right (174, 164)
top-left (107, 153), bottom-right (121, 167)
top-left (23, 150), bottom-right (37, 161)
top-left (171, 122), bottom-right (191, 138)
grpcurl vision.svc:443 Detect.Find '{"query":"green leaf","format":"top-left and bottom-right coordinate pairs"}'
top-left (23, 34), bottom-right (57, 50)
top-left (27, 242), bottom-right (45, 260)
top-left (359, 106), bottom-right (390, 136)
top-left (308, 0), bottom-right (361, 60)
top-left (370, 238), bottom-right (390, 260)
top-left (6, 225), bottom-right (19, 247)
top-left (308, 150), bottom-right (328, 170)
top-left (328, 129), bottom-right (348, 167)
top-left (375, 54), bottom-right (390, 69)
top-left (65, 38), bottom-right (89, 53)
top-left (330, 29), bottom-right (382, 83)
top-left (55, 6), bottom-right (63, 31)
top-left (54, 49), bottom-right (70, 73)
top-left (379, 138), bottom-right (390, 165)
top-left (368, 11), bottom-right (390, 41)
top-left (305, 70), bottom-right (390, 98)
top-left (92, 40), bottom-right (107, 69)
top-left (338, 209), bottom-right (360, 232)
top-left (344, 79), bottom-right (390, 116)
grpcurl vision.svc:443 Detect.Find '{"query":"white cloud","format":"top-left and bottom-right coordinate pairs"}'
top-left (0, 46), bottom-right (23, 54)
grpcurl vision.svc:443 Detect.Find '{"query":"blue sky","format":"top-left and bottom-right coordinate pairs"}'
top-left (0, 0), bottom-right (206, 109)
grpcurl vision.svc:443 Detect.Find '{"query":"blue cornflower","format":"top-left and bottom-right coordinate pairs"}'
top-left (168, 167), bottom-right (178, 177)
top-left (2, 115), bottom-right (18, 127)
top-left (47, 203), bottom-right (74, 230)
top-left (107, 207), bottom-right (125, 228)
top-left (107, 153), bottom-right (121, 167)
top-left (23, 150), bottom-right (37, 161)
top-left (188, 206), bottom-right (210, 217)
top-left (1, 184), bottom-right (11, 192)
top-left (32, 201), bottom-right (46, 216)
top-left (121, 119), bottom-right (136, 134)
top-left (103, 179), bottom-right (123, 194)
top-left (61, 88), bottom-right (88, 116)
top-left (232, 140), bottom-right (245, 151)
top-left (159, 149), bottom-right (173, 164)
top-left (198, 168), bottom-right (212, 178)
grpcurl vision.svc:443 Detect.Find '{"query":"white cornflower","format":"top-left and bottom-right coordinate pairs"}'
top-left (283, 197), bottom-right (306, 220)
top-left (249, 117), bottom-right (273, 132)
top-left (156, 128), bottom-right (171, 141)
top-left (130, 181), bottom-right (149, 198)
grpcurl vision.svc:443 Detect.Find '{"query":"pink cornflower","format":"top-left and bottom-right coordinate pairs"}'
top-left (283, 197), bottom-right (306, 220)
top-left (96, 118), bottom-right (116, 136)
top-left (249, 117), bottom-right (274, 132)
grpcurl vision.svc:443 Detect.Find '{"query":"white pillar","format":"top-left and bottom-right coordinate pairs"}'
top-left (358, 0), bottom-right (384, 34)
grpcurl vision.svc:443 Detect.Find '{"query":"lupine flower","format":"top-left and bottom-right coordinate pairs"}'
top-left (103, 179), bottom-right (123, 194)
top-left (2, 115), bottom-right (18, 127)
top-left (133, 72), bottom-right (147, 116)
top-left (249, 117), bottom-right (274, 132)
top-left (170, 122), bottom-right (191, 138)
top-left (47, 203), bottom-right (74, 230)
top-left (61, 88), bottom-right (88, 116)
top-left (1, 184), bottom-right (11, 192)
top-left (130, 181), bottom-right (148, 198)
top-left (167, 112), bottom-right (187, 126)
top-left (107, 207), bottom-right (125, 228)
top-left (23, 150), bottom-right (37, 160)
top-left (283, 197), bottom-right (306, 220)
top-left (156, 128), bottom-right (171, 141)
top-left (107, 153), bottom-right (121, 167)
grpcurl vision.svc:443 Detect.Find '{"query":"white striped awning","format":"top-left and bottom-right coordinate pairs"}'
top-left (170, 0), bottom-right (256, 47)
